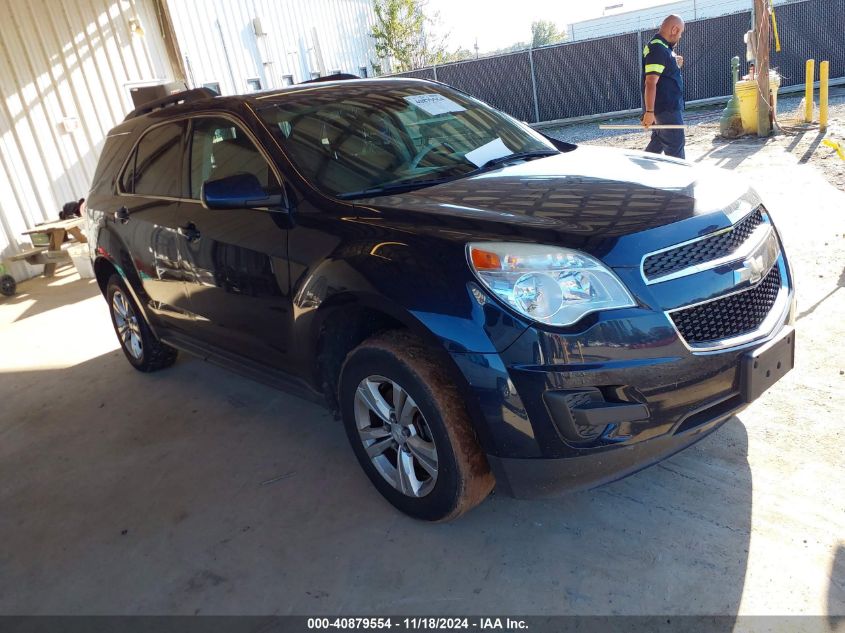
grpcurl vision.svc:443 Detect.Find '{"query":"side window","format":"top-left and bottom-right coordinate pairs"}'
top-left (189, 117), bottom-right (280, 199)
top-left (119, 147), bottom-right (137, 193)
top-left (130, 122), bottom-right (185, 197)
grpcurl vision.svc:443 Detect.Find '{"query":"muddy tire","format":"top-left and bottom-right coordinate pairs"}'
top-left (339, 331), bottom-right (494, 521)
top-left (106, 274), bottom-right (177, 372)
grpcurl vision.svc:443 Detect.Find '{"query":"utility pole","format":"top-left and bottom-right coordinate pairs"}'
top-left (754, 0), bottom-right (772, 136)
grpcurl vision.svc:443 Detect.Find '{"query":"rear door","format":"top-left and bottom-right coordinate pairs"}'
top-left (178, 116), bottom-right (292, 369)
top-left (116, 121), bottom-right (194, 332)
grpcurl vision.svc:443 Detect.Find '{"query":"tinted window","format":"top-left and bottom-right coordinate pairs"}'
top-left (119, 147), bottom-right (137, 194)
top-left (130, 123), bottom-right (184, 197)
top-left (189, 118), bottom-right (280, 199)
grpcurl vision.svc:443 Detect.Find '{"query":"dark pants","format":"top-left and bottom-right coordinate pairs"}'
top-left (645, 110), bottom-right (685, 159)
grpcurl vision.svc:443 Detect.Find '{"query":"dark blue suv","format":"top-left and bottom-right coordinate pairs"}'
top-left (86, 78), bottom-right (795, 520)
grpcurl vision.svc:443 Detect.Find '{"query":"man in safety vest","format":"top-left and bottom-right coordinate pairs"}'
top-left (641, 15), bottom-right (686, 158)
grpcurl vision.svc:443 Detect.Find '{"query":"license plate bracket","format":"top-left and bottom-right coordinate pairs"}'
top-left (741, 325), bottom-right (795, 402)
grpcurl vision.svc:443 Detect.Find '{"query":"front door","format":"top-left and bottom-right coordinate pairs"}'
top-left (179, 116), bottom-right (292, 369)
top-left (116, 120), bottom-right (194, 332)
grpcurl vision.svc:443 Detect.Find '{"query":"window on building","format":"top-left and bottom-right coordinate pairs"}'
top-left (188, 117), bottom-right (280, 200)
top-left (203, 82), bottom-right (221, 95)
top-left (282, 75), bottom-right (294, 86)
top-left (246, 78), bottom-right (263, 92)
top-left (310, 71), bottom-right (321, 80)
top-left (359, 66), bottom-right (368, 78)
top-left (127, 122), bottom-right (185, 197)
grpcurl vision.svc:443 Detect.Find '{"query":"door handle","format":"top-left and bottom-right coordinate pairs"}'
top-left (178, 222), bottom-right (201, 242)
top-left (115, 206), bottom-right (129, 224)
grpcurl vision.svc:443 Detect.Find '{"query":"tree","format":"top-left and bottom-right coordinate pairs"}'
top-left (371, 0), bottom-right (448, 72)
top-left (441, 47), bottom-right (475, 63)
top-left (491, 41), bottom-right (530, 56)
top-left (531, 20), bottom-right (567, 48)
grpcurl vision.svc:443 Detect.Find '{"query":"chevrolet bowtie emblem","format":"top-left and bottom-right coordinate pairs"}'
top-left (734, 253), bottom-right (766, 285)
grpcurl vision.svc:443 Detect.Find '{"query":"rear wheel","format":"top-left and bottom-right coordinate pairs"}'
top-left (106, 274), bottom-right (177, 372)
top-left (339, 331), bottom-right (494, 521)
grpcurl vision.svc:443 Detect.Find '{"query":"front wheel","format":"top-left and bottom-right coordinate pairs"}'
top-left (106, 274), bottom-right (177, 372)
top-left (339, 331), bottom-right (494, 521)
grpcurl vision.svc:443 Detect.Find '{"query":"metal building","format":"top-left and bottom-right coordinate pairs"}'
top-left (0, 0), bottom-right (379, 282)
top-left (0, 0), bottom-right (184, 280)
top-left (168, 0), bottom-right (380, 94)
top-left (567, 0), bottom-right (792, 41)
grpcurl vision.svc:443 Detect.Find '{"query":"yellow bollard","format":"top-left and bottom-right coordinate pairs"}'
top-left (805, 59), bottom-right (815, 123)
top-left (820, 61), bottom-right (829, 129)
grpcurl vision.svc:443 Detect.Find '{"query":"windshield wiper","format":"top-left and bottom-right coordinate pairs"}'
top-left (337, 177), bottom-right (457, 200)
top-left (337, 150), bottom-right (560, 200)
top-left (477, 149), bottom-right (560, 171)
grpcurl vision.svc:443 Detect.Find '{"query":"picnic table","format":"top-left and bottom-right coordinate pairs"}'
top-left (16, 217), bottom-right (88, 277)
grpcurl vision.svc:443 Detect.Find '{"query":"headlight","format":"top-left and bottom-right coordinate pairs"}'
top-left (467, 242), bottom-right (636, 326)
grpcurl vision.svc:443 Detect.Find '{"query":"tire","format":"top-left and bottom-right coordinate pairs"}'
top-left (339, 331), bottom-right (494, 521)
top-left (0, 274), bottom-right (15, 296)
top-left (106, 274), bottom-right (177, 372)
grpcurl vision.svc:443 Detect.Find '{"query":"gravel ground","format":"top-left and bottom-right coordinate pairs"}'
top-left (544, 86), bottom-right (845, 191)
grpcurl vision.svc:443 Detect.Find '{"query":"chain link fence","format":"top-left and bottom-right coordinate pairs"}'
top-left (392, 0), bottom-right (845, 123)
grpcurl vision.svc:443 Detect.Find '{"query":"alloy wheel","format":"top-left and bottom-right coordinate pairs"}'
top-left (353, 375), bottom-right (439, 498)
top-left (112, 289), bottom-right (143, 360)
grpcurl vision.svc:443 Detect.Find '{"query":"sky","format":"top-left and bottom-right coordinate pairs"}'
top-left (426, 0), bottom-right (674, 53)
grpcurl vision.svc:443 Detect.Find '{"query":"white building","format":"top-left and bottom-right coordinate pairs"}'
top-left (0, 0), bottom-right (379, 281)
top-left (567, 0), bottom-right (791, 41)
top-left (168, 0), bottom-right (380, 94)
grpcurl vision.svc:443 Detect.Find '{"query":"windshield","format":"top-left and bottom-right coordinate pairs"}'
top-left (256, 82), bottom-right (558, 199)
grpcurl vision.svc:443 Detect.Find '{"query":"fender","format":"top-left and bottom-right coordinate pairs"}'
top-left (290, 241), bottom-right (530, 363)
top-left (91, 216), bottom-right (161, 339)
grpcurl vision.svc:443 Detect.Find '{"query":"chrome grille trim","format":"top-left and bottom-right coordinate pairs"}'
top-left (641, 207), bottom-right (769, 285)
top-left (665, 259), bottom-right (790, 353)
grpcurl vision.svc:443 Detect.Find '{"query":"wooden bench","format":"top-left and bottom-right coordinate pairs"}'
top-left (4, 247), bottom-right (71, 268)
top-left (6, 247), bottom-right (48, 264)
top-left (20, 218), bottom-right (85, 276)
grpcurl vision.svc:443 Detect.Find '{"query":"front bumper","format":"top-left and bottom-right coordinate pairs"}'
top-left (488, 404), bottom-right (734, 498)
top-left (451, 297), bottom-right (796, 499)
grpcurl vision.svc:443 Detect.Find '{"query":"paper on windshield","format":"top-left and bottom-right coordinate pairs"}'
top-left (404, 94), bottom-right (466, 116)
top-left (464, 137), bottom-right (512, 168)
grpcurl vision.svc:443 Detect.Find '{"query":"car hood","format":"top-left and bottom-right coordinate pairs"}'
top-left (353, 145), bottom-right (761, 265)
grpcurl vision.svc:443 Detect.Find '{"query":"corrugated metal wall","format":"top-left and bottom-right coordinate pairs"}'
top-left (167, 0), bottom-right (379, 94)
top-left (0, 0), bottom-right (178, 280)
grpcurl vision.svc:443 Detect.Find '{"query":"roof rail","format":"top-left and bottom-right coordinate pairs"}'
top-left (124, 88), bottom-right (217, 121)
top-left (298, 73), bottom-right (360, 85)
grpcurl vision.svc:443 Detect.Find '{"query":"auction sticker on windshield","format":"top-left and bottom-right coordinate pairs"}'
top-left (404, 94), bottom-right (466, 116)
top-left (465, 137), bottom-right (511, 167)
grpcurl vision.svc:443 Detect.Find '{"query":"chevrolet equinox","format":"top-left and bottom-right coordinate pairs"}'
top-left (86, 78), bottom-right (796, 520)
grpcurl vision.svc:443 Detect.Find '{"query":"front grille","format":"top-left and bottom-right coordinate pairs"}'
top-left (644, 208), bottom-right (764, 280)
top-left (671, 265), bottom-right (781, 345)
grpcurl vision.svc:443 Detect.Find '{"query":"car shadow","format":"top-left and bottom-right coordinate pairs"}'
top-left (0, 342), bottom-right (752, 617)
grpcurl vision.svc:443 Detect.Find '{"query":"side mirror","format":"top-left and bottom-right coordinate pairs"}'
top-left (201, 173), bottom-right (286, 211)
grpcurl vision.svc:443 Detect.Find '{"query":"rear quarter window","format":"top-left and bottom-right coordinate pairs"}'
top-left (122, 122), bottom-right (185, 197)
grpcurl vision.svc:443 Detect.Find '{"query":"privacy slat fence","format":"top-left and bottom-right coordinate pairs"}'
top-left (393, 0), bottom-right (845, 124)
